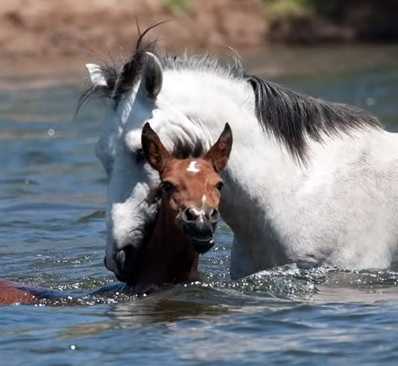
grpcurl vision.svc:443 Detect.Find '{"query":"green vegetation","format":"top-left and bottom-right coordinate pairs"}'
top-left (263, 0), bottom-right (315, 20)
top-left (263, 0), bottom-right (398, 42)
top-left (263, 0), bottom-right (352, 19)
top-left (262, 0), bottom-right (344, 20)
top-left (162, 0), bottom-right (192, 15)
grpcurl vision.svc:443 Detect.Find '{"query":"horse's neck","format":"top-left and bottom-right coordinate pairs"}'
top-left (161, 72), bottom-right (303, 225)
top-left (135, 202), bottom-right (199, 288)
top-left (220, 122), bottom-right (304, 266)
top-left (160, 71), bottom-right (309, 264)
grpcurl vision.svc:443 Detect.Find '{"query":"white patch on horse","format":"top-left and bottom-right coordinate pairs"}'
top-left (187, 161), bottom-right (200, 174)
top-left (86, 64), bottom-right (108, 87)
top-left (90, 45), bottom-right (398, 281)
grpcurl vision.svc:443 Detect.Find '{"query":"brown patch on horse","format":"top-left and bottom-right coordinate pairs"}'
top-left (0, 280), bottom-right (37, 305)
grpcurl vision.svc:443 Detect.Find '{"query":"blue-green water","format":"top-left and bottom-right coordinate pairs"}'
top-left (1, 46), bottom-right (398, 365)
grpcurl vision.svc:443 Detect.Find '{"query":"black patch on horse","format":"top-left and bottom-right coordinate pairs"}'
top-left (247, 75), bottom-right (381, 162)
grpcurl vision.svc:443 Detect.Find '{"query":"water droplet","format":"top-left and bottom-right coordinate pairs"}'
top-left (366, 97), bottom-right (376, 106)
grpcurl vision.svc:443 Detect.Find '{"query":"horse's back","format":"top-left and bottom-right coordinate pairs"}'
top-left (229, 128), bottom-right (398, 277)
top-left (279, 129), bottom-right (398, 269)
top-left (0, 280), bottom-right (68, 305)
top-left (0, 280), bottom-right (37, 305)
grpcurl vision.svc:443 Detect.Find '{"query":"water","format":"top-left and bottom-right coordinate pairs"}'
top-left (1, 46), bottom-right (398, 365)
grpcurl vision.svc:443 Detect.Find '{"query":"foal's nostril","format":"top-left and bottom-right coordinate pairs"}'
top-left (182, 207), bottom-right (219, 224)
top-left (182, 207), bottom-right (198, 222)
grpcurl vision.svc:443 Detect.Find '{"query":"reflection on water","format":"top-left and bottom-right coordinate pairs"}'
top-left (1, 46), bottom-right (398, 365)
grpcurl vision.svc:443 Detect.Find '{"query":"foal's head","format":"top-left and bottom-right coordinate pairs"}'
top-left (142, 122), bottom-right (233, 253)
top-left (123, 123), bottom-right (232, 290)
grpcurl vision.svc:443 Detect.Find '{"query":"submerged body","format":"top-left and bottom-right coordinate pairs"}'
top-left (0, 280), bottom-right (37, 305)
top-left (84, 31), bottom-right (398, 281)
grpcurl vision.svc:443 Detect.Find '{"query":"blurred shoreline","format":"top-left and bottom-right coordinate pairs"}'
top-left (2, 43), bottom-right (398, 92)
top-left (0, 0), bottom-right (397, 85)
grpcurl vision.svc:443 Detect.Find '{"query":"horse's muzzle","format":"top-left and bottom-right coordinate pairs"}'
top-left (191, 237), bottom-right (216, 254)
top-left (181, 208), bottom-right (218, 254)
top-left (108, 245), bottom-right (143, 285)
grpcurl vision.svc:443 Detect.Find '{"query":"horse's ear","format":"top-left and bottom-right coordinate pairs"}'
top-left (141, 123), bottom-right (171, 172)
top-left (205, 123), bottom-right (233, 172)
top-left (142, 52), bottom-right (163, 99)
top-left (85, 64), bottom-right (108, 87)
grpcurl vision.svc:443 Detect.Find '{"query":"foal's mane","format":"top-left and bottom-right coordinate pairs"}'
top-left (172, 138), bottom-right (206, 159)
top-left (80, 24), bottom-right (381, 163)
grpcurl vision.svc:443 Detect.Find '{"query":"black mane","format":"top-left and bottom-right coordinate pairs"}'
top-left (77, 23), bottom-right (160, 111)
top-left (77, 22), bottom-right (244, 113)
top-left (79, 24), bottom-right (381, 163)
top-left (247, 76), bottom-right (381, 162)
top-left (172, 138), bottom-right (206, 159)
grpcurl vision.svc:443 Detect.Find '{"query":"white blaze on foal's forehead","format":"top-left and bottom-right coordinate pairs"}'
top-left (186, 160), bottom-right (201, 174)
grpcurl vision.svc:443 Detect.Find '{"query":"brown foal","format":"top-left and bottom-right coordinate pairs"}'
top-left (0, 123), bottom-right (233, 304)
top-left (129, 122), bottom-right (232, 291)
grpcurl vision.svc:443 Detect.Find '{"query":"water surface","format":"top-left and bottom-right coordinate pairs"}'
top-left (1, 45), bottom-right (398, 365)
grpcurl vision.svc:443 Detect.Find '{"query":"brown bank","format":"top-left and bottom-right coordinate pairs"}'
top-left (0, 0), bottom-right (266, 77)
top-left (1, 1), bottom-right (397, 82)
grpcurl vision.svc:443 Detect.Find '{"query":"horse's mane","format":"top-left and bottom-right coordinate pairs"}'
top-left (77, 23), bottom-right (158, 110)
top-left (247, 76), bottom-right (381, 161)
top-left (79, 24), bottom-right (381, 163)
top-left (78, 23), bottom-right (244, 112)
top-left (172, 138), bottom-right (206, 159)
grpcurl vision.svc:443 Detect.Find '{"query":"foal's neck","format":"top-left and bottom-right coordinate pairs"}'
top-left (132, 201), bottom-right (199, 290)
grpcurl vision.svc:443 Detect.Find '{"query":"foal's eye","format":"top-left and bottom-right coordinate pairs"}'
top-left (215, 181), bottom-right (224, 192)
top-left (160, 181), bottom-right (176, 195)
top-left (134, 149), bottom-right (145, 164)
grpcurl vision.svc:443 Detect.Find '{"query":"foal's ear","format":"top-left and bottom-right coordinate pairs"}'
top-left (205, 123), bottom-right (233, 172)
top-left (141, 123), bottom-right (171, 172)
top-left (142, 52), bottom-right (163, 99)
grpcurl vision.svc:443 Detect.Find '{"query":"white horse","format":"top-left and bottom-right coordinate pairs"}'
top-left (81, 30), bottom-right (398, 282)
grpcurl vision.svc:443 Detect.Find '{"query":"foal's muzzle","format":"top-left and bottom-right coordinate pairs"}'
top-left (181, 207), bottom-right (220, 254)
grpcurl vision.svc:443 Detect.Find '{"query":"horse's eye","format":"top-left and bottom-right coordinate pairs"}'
top-left (160, 181), bottom-right (176, 195)
top-left (134, 148), bottom-right (145, 164)
top-left (215, 181), bottom-right (224, 191)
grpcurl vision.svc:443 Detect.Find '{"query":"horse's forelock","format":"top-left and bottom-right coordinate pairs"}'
top-left (171, 138), bottom-right (206, 159)
top-left (77, 24), bottom-right (246, 115)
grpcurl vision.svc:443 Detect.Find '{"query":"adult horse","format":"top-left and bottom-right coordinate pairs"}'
top-left (0, 123), bottom-right (232, 304)
top-left (83, 27), bottom-right (398, 282)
